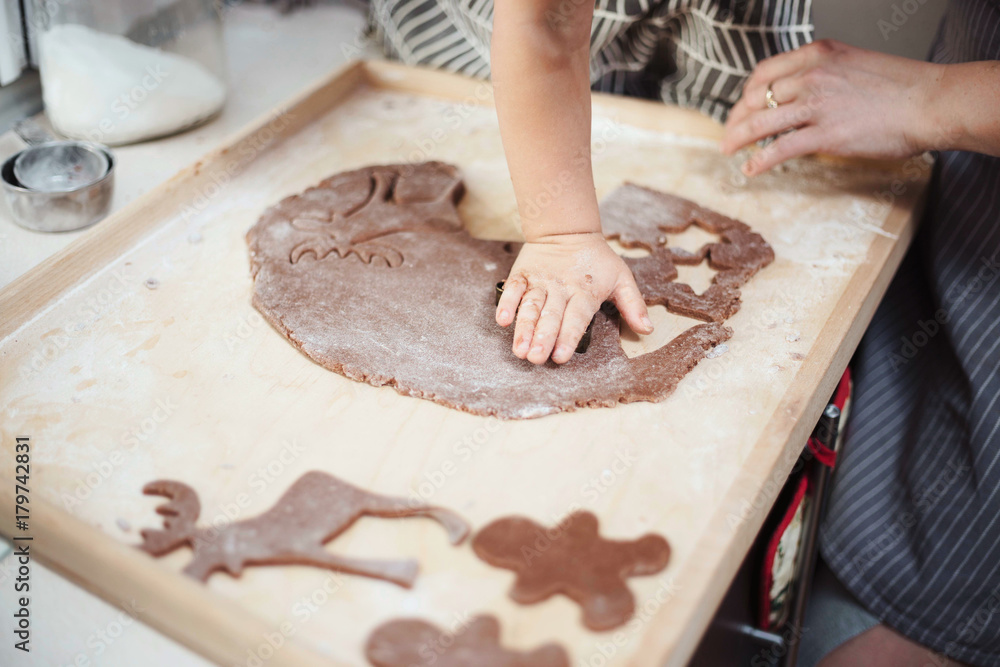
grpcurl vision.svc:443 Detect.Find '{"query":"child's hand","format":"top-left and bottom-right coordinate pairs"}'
top-left (496, 232), bottom-right (653, 365)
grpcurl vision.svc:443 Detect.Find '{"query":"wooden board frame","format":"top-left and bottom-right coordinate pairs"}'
top-left (0, 59), bottom-right (928, 667)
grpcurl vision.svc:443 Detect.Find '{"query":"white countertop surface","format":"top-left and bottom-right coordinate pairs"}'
top-left (0, 4), bottom-right (369, 665)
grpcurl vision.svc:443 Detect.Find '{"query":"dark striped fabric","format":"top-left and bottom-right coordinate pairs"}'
top-left (820, 1), bottom-right (1000, 664)
top-left (367, 0), bottom-right (814, 121)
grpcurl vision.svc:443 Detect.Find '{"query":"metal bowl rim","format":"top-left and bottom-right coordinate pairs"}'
top-left (5, 141), bottom-right (115, 195)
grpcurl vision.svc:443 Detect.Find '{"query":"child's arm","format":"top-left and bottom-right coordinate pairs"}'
top-left (492, 0), bottom-right (652, 365)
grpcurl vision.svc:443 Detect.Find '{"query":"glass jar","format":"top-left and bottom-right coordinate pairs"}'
top-left (32, 0), bottom-right (227, 145)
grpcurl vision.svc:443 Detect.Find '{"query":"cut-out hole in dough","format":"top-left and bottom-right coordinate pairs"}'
top-left (674, 263), bottom-right (717, 295)
top-left (607, 239), bottom-right (651, 258)
top-left (619, 305), bottom-right (705, 359)
top-left (663, 225), bottom-right (718, 254)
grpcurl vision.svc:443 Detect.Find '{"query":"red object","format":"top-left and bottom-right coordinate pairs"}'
top-left (806, 369), bottom-right (853, 469)
top-left (833, 367), bottom-right (852, 410)
top-left (759, 473), bottom-right (810, 630)
top-left (807, 436), bottom-right (837, 469)
top-left (758, 368), bottom-right (852, 629)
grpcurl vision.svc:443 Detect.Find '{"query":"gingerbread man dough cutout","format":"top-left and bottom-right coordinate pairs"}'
top-left (365, 615), bottom-right (569, 667)
top-left (472, 511), bottom-right (671, 631)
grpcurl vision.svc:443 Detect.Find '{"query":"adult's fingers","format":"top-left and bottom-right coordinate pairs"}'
top-left (611, 274), bottom-right (652, 335)
top-left (496, 275), bottom-right (526, 326)
top-left (527, 293), bottom-right (568, 365)
top-left (512, 287), bottom-right (546, 359)
top-left (730, 40), bottom-right (843, 128)
top-left (727, 74), bottom-right (806, 130)
top-left (743, 40), bottom-right (841, 101)
top-left (742, 126), bottom-right (827, 175)
top-left (551, 294), bottom-right (598, 364)
top-left (722, 101), bottom-right (812, 154)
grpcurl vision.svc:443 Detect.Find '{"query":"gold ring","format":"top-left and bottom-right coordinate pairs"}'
top-left (766, 84), bottom-right (779, 109)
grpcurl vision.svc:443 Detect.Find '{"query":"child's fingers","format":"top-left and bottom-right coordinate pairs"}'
top-left (512, 287), bottom-right (546, 359)
top-left (612, 275), bottom-right (653, 334)
top-left (527, 292), bottom-right (568, 365)
top-left (552, 294), bottom-right (597, 364)
top-left (496, 276), bottom-right (526, 326)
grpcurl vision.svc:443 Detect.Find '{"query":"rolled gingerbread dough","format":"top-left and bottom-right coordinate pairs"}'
top-left (246, 162), bottom-right (773, 419)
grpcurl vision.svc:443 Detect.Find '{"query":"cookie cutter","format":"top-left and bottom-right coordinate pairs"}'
top-left (2, 120), bottom-right (115, 232)
top-left (495, 281), bottom-right (593, 354)
top-left (14, 141), bottom-right (110, 193)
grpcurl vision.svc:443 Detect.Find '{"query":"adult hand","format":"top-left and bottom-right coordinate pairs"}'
top-left (721, 39), bottom-right (945, 175)
top-left (496, 232), bottom-right (652, 365)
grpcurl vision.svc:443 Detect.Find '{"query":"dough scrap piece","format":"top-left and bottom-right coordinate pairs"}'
top-left (138, 471), bottom-right (470, 585)
top-left (365, 615), bottom-right (570, 667)
top-left (246, 162), bottom-right (773, 419)
top-left (602, 183), bottom-right (774, 323)
top-left (471, 511), bottom-right (671, 631)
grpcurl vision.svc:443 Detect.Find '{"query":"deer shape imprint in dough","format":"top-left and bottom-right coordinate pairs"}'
top-left (284, 162), bottom-right (466, 268)
top-left (138, 471), bottom-right (470, 586)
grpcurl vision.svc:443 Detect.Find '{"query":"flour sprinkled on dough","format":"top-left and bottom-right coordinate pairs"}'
top-left (246, 163), bottom-right (773, 419)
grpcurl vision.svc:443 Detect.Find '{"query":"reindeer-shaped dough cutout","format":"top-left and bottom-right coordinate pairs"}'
top-left (138, 471), bottom-right (470, 587)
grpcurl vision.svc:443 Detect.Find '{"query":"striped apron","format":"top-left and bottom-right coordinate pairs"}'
top-left (367, 0), bottom-right (814, 122)
top-left (821, 2), bottom-right (1000, 664)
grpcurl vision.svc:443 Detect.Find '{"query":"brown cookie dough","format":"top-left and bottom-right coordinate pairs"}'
top-left (138, 471), bottom-right (470, 585)
top-left (365, 615), bottom-right (570, 667)
top-left (471, 511), bottom-right (671, 631)
top-left (246, 162), bottom-right (773, 419)
top-left (601, 183), bottom-right (774, 322)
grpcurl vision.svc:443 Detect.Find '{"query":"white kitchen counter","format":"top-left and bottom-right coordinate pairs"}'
top-left (0, 3), bottom-right (372, 289)
top-left (0, 4), bottom-right (370, 665)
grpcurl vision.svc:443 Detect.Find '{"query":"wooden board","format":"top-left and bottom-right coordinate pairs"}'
top-left (0, 60), bottom-right (928, 666)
